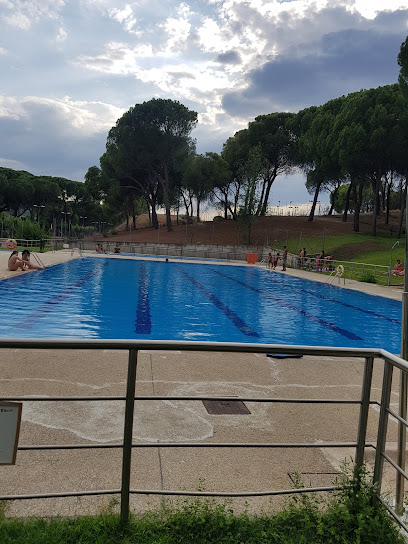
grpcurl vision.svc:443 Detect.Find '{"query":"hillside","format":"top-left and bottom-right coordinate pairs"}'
top-left (90, 212), bottom-right (403, 251)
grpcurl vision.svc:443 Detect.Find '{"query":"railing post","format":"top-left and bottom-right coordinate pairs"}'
top-left (120, 348), bottom-right (138, 524)
top-left (397, 231), bottom-right (408, 512)
top-left (373, 360), bottom-right (394, 494)
top-left (355, 357), bottom-right (374, 470)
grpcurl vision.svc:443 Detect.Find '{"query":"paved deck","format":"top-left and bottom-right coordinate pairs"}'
top-left (0, 249), bottom-right (405, 518)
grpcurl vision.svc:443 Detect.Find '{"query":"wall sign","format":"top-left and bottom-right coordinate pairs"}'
top-left (0, 402), bottom-right (22, 465)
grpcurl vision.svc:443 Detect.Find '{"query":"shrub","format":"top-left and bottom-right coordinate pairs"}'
top-left (360, 272), bottom-right (377, 284)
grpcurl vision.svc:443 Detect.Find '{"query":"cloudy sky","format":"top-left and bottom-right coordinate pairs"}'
top-left (0, 0), bottom-right (407, 209)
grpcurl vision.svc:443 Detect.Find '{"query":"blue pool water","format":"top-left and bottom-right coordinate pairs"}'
top-left (0, 257), bottom-right (402, 351)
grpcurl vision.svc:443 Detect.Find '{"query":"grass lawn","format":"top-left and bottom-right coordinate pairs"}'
top-left (285, 233), bottom-right (406, 267)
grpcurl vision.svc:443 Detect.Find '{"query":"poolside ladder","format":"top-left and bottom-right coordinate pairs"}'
top-left (32, 252), bottom-right (46, 269)
top-left (325, 269), bottom-right (345, 285)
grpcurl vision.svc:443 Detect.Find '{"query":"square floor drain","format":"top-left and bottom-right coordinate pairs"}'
top-left (202, 400), bottom-right (251, 415)
top-left (288, 472), bottom-right (339, 488)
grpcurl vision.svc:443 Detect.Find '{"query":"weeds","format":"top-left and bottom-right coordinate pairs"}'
top-left (0, 467), bottom-right (404, 543)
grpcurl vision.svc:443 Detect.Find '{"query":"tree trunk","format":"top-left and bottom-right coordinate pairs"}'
top-left (353, 182), bottom-right (363, 233)
top-left (342, 180), bottom-right (353, 222)
top-left (385, 182), bottom-right (391, 225)
top-left (371, 171), bottom-right (382, 237)
top-left (260, 168), bottom-right (277, 216)
top-left (196, 198), bottom-right (201, 222)
top-left (397, 179), bottom-right (407, 239)
top-left (308, 180), bottom-right (322, 222)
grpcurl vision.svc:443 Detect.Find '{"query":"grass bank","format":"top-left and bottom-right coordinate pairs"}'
top-left (0, 474), bottom-right (404, 544)
top-left (284, 233), bottom-right (406, 267)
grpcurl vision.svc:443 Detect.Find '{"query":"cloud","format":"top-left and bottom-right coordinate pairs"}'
top-left (222, 26), bottom-right (407, 118)
top-left (0, 95), bottom-right (124, 180)
top-left (1, 0), bottom-right (65, 30)
top-left (214, 51), bottom-right (242, 65)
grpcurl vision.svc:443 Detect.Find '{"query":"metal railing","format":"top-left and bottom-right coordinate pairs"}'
top-left (264, 250), bottom-right (403, 287)
top-left (1, 339), bottom-right (408, 530)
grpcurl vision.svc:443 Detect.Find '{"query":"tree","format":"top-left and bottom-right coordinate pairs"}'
top-left (181, 153), bottom-right (214, 222)
top-left (246, 112), bottom-right (296, 215)
top-left (398, 35), bottom-right (408, 98)
top-left (104, 98), bottom-right (197, 232)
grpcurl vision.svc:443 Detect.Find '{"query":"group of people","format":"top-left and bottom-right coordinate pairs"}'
top-left (8, 250), bottom-right (44, 271)
top-left (96, 243), bottom-right (121, 254)
top-left (267, 246), bottom-right (288, 271)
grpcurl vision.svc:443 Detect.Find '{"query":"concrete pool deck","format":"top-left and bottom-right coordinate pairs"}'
top-left (0, 249), bottom-right (405, 518)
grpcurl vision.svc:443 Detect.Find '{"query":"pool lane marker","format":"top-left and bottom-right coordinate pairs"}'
top-left (211, 269), bottom-right (363, 342)
top-left (13, 262), bottom-right (108, 330)
top-left (177, 267), bottom-right (260, 338)
top-left (244, 269), bottom-right (401, 326)
top-left (135, 263), bottom-right (152, 334)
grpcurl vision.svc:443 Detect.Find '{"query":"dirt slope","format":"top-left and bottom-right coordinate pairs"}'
top-left (89, 212), bottom-right (402, 248)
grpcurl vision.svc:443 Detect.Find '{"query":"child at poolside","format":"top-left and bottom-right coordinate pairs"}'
top-left (8, 251), bottom-right (26, 271)
top-left (273, 253), bottom-right (280, 269)
top-left (21, 250), bottom-right (45, 270)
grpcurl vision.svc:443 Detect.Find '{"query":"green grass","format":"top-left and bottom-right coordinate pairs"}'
top-left (0, 473), bottom-right (403, 544)
top-left (282, 233), bottom-right (406, 267)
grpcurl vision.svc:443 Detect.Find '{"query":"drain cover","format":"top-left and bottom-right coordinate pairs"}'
top-left (203, 400), bottom-right (251, 415)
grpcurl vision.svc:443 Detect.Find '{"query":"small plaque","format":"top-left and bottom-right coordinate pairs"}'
top-left (0, 402), bottom-right (22, 465)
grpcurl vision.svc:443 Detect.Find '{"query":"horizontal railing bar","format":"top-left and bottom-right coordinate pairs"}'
top-left (377, 496), bottom-right (408, 533)
top-left (130, 486), bottom-right (341, 497)
top-left (381, 452), bottom-right (408, 481)
top-left (0, 490), bottom-right (121, 500)
top-left (0, 337), bottom-right (385, 358)
top-left (18, 441), bottom-right (368, 451)
top-left (386, 407), bottom-right (408, 427)
top-left (4, 337), bottom-right (408, 372)
top-left (0, 395), bottom-right (366, 404)
top-left (0, 486), bottom-right (340, 502)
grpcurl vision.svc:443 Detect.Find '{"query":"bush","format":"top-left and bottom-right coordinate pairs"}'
top-left (360, 272), bottom-right (377, 284)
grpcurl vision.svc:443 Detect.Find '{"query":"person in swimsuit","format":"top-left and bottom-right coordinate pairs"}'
top-left (392, 259), bottom-right (404, 276)
top-left (21, 250), bottom-right (45, 270)
top-left (8, 251), bottom-right (26, 271)
top-left (282, 246), bottom-right (288, 271)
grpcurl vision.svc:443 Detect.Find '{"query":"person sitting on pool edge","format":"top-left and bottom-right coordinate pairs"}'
top-left (113, 243), bottom-right (121, 254)
top-left (21, 250), bottom-right (45, 270)
top-left (392, 259), bottom-right (404, 276)
top-left (8, 251), bottom-right (27, 271)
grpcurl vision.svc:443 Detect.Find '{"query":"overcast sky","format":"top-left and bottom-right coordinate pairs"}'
top-left (0, 0), bottom-right (407, 209)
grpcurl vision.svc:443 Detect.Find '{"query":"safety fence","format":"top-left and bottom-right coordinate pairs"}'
top-left (0, 339), bottom-right (408, 532)
top-left (69, 240), bottom-right (269, 262)
top-left (264, 250), bottom-right (403, 287)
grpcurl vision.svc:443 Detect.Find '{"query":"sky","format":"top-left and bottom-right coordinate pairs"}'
top-left (0, 0), bottom-right (407, 211)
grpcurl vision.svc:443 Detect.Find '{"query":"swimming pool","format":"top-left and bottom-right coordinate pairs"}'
top-left (0, 257), bottom-right (401, 351)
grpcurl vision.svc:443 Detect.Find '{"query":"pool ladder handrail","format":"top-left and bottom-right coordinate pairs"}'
top-left (325, 268), bottom-right (345, 285)
top-left (32, 252), bottom-right (46, 269)
top-left (71, 247), bottom-right (83, 257)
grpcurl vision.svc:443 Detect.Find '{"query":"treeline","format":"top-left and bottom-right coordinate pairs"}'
top-left (2, 38), bottom-right (408, 239)
top-left (88, 38), bottom-right (408, 238)
top-left (90, 83), bottom-right (408, 239)
top-left (0, 167), bottom-right (106, 238)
